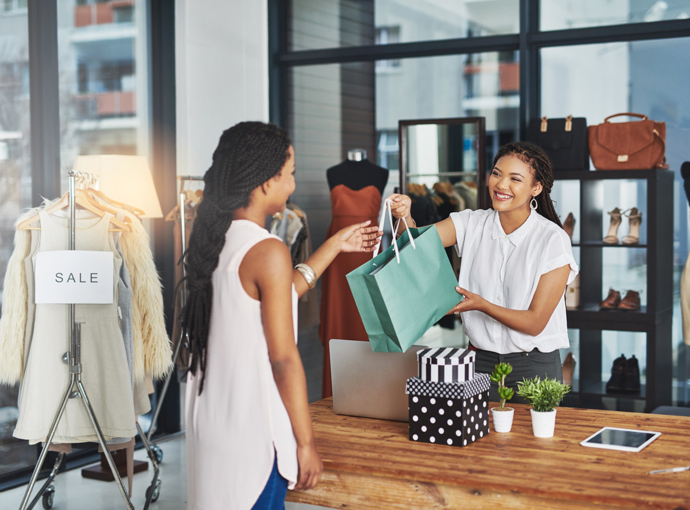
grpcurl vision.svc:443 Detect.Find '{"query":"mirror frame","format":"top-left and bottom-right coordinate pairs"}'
top-left (399, 117), bottom-right (487, 210)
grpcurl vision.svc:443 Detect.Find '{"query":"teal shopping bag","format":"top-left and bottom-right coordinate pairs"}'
top-left (346, 220), bottom-right (462, 353)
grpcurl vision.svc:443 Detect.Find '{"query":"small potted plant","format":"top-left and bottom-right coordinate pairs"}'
top-left (516, 376), bottom-right (571, 438)
top-left (489, 362), bottom-right (514, 433)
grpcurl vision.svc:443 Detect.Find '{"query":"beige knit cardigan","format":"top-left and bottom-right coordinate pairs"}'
top-left (0, 204), bottom-right (172, 385)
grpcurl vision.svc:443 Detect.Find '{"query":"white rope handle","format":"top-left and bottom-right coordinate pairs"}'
top-left (372, 199), bottom-right (416, 263)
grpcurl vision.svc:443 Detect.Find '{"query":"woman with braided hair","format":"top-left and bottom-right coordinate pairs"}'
top-left (184, 121), bottom-right (382, 510)
top-left (386, 141), bottom-right (578, 401)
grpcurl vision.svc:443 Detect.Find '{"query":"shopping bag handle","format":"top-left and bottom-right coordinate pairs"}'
top-left (372, 199), bottom-right (415, 263)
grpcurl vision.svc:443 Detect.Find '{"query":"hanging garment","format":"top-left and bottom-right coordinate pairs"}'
top-left (271, 203), bottom-right (319, 331)
top-left (167, 200), bottom-right (198, 372)
top-left (186, 220), bottom-right (298, 510)
top-left (407, 184), bottom-right (442, 226)
top-left (0, 200), bottom-right (172, 386)
top-left (319, 185), bottom-right (381, 398)
top-left (454, 181), bottom-right (478, 211)
top-left (13, 210), bottom-right (136, 443)
top-left (681, 252), bottom-right (690, 346)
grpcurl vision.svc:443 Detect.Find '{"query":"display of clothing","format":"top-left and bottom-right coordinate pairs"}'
top-left (0, 201), bottom-right (172, 387)
top-left (186, 220), bottom-right (297, 510)
top-left (167, 199), bottom-right (199, 372)
top-left (271, 203), bottom-right (319, 330)
top-left (13, 210), bottom-right (136, 443)
top-left (319, 184), bottom-right (381, 398)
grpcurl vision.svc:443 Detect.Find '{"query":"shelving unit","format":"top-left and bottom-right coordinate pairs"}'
top-left (556, 169), bottom-right (673, 412)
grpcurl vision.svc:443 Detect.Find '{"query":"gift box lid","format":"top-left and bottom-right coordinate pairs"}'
top-left (417, 347), bottom-right (475, 365)
top-left (406, 373), bottom-right (490, 399)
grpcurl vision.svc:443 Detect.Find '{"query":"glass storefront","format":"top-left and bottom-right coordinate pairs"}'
top-left (289, 0), bottom-right (519, 51)
top-left (0, 0), bottom-right (33, 478)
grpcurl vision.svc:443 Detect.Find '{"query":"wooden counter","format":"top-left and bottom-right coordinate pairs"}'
top-left (286, 399), bottom-right (690, 509)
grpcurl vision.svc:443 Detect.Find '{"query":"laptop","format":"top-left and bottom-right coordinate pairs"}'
top-left (330, 339), bottom-right (425, 422)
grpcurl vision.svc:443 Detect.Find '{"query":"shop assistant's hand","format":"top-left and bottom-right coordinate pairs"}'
top-left (294, 443), bottom-right (323, 490)
top-left (448, 286), bottom-right (487, 314)
top-left (336, 220), bottom-right (383, 253)
top-left (385, 193), bottom-right (413, 221)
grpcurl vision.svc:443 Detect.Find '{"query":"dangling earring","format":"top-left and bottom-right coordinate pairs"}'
top-left (530, 197), bottom-right (538, 210)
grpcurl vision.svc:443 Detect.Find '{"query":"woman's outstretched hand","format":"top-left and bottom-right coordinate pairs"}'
top-left (336, 220), bottom-right (383, 253)
top-left (448, 286), bottom-right (487, 315)
top-left (385, 193), bottom-right (412, 220)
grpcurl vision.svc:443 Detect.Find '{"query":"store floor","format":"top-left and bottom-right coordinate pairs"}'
top-left (0, 434), bottom-right (328, 510)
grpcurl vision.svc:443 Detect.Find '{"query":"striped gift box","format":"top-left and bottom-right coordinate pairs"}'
top-left (417, 347), bottom-right (476, 383)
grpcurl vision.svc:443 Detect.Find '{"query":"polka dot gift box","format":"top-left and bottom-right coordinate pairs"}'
top-left (406, 373), bottom-right (491, 447)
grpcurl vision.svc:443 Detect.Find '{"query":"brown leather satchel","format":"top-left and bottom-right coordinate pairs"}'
top-left (588, 113), bottom-right (668, 170)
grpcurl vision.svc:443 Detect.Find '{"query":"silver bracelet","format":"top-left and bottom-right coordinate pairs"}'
top-left (295, 263), bottom-right (317, 290)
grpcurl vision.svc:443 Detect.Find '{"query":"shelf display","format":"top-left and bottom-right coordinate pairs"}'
top-left (554, 169), bottom-right (673, 412)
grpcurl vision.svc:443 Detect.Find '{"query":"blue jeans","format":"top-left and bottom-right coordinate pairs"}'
top-left (252, 453), bottom-right (288, 510)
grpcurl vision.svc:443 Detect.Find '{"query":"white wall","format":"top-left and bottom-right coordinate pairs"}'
top-left (175, 0), bottom-right (269, 177)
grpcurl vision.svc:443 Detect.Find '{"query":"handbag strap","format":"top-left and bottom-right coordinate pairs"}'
top-left (652, 129), bottom-right (669, 169)
top-left (372, 198), bottom-right (415, 263)
top-left (604, 112), bottom-right (648, 122)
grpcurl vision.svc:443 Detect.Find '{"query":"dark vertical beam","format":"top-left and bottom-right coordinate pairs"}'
top-left (28, 0), bottom-right (60, 205)
top-left (269, 0), bottom-right (288, 128)
top-left (519, 0), bottom-right (539, 138)
top-left (149, 0), bottom-right (179, 433)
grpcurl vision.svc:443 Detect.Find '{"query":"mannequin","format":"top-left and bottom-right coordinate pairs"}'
top-left (319, 150), bottom-right (388, 398)
top-left (326, 149), bottom-right (389, 194)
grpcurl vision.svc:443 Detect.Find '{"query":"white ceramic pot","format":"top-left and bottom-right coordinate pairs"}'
top-left (491, 407), bottom-right (514, 433)
top-left (530, 408), bottom-right (557, 438)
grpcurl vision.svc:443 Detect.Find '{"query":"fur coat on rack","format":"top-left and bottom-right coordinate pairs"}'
top-left (0, 200), bottom-right (172, 385)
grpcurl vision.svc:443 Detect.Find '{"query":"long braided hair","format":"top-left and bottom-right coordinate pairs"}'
top-left (492, 141), bottom-right (563, 228)
top-left (183, 121), bottom-right (292, 394)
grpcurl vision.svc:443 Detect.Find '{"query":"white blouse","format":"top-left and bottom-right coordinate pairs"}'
top-left (450, 208), bottom-right (578, 354)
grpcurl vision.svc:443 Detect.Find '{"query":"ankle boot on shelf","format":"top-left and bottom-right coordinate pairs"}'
top-left (562, 352), bottom-right (576, 387)
top-left (603, 208), bottom-right (622, 244)
top-left (624, 355), bottom-right (641, 393)
top-left (617, 290), bottom-right (641, 311)
top-left (622, 207), bottom-right (642, 245)
top-left (565, 274), bottom-right (580, 310)
top-left (600, 288), bottom-right (621, 310)
top-left (606, 354), bottom-right (627, 393)
top-left (563, 212), bottom-right (576, 241)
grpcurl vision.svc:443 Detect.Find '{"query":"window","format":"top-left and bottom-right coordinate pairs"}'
top-left (0, 2), bottom-right (32, 478)
top-left (375, 26), bottom-right (401, 72)
top-left (541, 0), bottom-right (690, 31)
top-left (289, 0), bottom-right (520, 51)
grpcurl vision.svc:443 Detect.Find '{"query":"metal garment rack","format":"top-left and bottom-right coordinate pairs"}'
top-left (18, 171), bottom-right (160, 510)
top-left (145, 175), bottom-right (203, 451)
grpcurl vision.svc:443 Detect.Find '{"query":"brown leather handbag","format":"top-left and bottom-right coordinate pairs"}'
top-left (588, 113), bottom-right (668, 170)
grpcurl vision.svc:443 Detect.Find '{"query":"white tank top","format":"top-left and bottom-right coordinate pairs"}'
top-left (186, 220), bottom-right (298, 510)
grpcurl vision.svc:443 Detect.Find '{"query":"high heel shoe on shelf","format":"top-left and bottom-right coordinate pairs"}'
top-left (562, 352), bottom-right (576, 387)
top-left (603, 208), bottom-right (622, 244)
top-left (563, 212), bottom-right (576, 241)
top-left (622, 207), bottom-right (642, 245)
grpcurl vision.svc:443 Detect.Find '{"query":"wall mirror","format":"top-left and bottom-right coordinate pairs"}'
top-left (398, 117), bottom-right (486, 349)
top-left (399, 117), bottom-right (487, 213)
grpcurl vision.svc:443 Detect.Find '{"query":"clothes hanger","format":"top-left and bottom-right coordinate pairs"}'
top-left (85, 188), bottom-right (146, 217)
top-left (17, 191), bottom-right (131, 232)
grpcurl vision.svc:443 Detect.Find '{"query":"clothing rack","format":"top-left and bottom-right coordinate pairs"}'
top-left (145, 175), bottom-right (203, 450)
top-left (18, 171), bottom-right (161, 510)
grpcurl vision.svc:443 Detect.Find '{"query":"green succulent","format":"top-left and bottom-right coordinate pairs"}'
top-left (490, 362), bottom-right (514, 409)
top-left (516, 375), bottom-right (571, 413)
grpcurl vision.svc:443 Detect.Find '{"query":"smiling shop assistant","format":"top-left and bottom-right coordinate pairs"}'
top-left (387, 142), bottom-right (578, 400)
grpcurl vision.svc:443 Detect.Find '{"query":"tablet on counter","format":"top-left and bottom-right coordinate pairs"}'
top-left (580, 427), bottom-right (661, 452)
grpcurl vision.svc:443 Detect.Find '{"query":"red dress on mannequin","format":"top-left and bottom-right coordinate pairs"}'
top-left (319, 184), bottom-right (381, 398)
